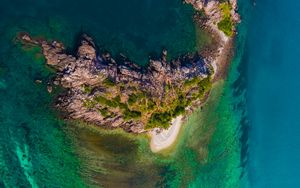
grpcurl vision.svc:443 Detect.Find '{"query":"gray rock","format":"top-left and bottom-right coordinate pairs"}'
top-left (19, 33), bottom-right (212, 134)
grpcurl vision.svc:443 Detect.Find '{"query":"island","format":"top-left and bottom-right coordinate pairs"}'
top-left (19, 0), bottom-right (239, 152)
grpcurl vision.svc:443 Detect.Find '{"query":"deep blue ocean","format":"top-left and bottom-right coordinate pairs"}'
top-left (245, 0), bottom-right (300, 186)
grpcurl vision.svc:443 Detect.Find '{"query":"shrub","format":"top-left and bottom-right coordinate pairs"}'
top-left (98, 108), bottom-right (109, 117)
top-left (124, 109), bottom-right (141, 120)
top-left (82, 85), bottom-right (93, 94)
top-left (198, 77), bottom-right (211, 93)
top-left (218, 17), bottom-right (234, 36)
top-left (164, 84), bottom-right (170, 92)
top-left (94, 96), bottom-right (118, 108)
top-left (128, 94), bottom-right (138, 105)
top-left (184, 77), bottom-right (200, 88)
top-left (83, 99), bottom-right (96, 109)
top-left (172, 105), bottom-right (185, 116)
top-left (217, 2), bottom-right (234, 36)
top-left (102, 78), bottom-right (115, 87)
top-left (147, 99), bottom-right (155, 110)
top-left (147, 112), bottom-right (172, 129)
top-left (128, 92), bottom-right (147, 106)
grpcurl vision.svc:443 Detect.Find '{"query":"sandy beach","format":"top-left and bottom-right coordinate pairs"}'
top-left (149, 115), bottom-right (183, 152)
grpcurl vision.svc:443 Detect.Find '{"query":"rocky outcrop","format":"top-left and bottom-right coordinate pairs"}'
top-left (19, 33), bottom-right (212, 133)
top-left (186, 0), bottom-right (240, 42)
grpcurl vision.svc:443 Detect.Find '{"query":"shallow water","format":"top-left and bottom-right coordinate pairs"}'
top-left (0, 0), bottom-right (248, 187)
top-left (0, 1), bottom-right (197, 186)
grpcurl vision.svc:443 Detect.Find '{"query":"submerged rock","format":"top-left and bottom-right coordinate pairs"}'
top-left (47, 85), bottom-right (53, 93)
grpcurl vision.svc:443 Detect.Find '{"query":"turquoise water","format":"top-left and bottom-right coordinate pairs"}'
top-left (0, 39), bottom-right (86, 186)
top-left (0, 0), bottom-right (250, 187)
top-left (246, 0), bottom-right (300, 187)
top-left (0, 1), bottom-right (197, 187)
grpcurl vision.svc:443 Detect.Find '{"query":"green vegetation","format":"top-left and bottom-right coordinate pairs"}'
top-left (145, 76), bottom-right (212, 129)
top-left (218, 17), bottom-right (234, 36)
top-left (147, 112), bottom-right (172, 129)
top-left (95, 95), bottom-right (118, 108)
top-left (82, 84), bottom-right (93, 94)
top-left (128, 92), bottom-right (146, 106)
top-left (195, 76), bottom-right (212, 99)
top-left (146, 97), bottom-right (188, 129)
top-left (144, 99), bottom-right (156, 111)
top-left (199, 77), bottom-right (211, 93)
top-left (84, 75), bottom-right (212, 129)
top-left (184, 77), bottom-right (201, 88)
top-left (124, 110), bottom-right (141, 120)
top-left (217, 2), bottom-right (234, 36)
top-left (102, 77), bottom-right (115, 87)
top-left (94, 95), bottom-right (124, 109)
top-left (98, 108), bottom-right (109, 117)
top-left (164, 84), bottom-right (170, 92)
top-left (89, 94), bottom-right (142, 121)
top-left (83, 99), bottom-right (97, 109)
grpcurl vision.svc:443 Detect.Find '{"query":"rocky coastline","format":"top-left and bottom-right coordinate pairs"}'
top-left (186, 0), bottom-right (240, 79)
top-left (19, 33), bottom-right (213, 133)
top-left (19, 0), bottom-right (239, 141)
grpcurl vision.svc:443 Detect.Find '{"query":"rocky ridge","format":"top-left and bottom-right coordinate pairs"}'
top-left (18, 0), bottom-right (240, 134)
top-left (20, 33), bottom-right (213, 133)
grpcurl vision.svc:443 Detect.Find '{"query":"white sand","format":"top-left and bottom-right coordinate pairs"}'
top-left (149, 115), bottom-right (183, 152)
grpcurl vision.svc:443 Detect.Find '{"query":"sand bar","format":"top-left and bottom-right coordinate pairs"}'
top-left (149, 115), bottom-right (183, 152)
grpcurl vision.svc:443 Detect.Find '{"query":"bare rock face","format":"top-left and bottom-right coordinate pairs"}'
top-left (19, 33), bottom-right (213, 133)
top-left (77, 39), bottom-right (96, 60)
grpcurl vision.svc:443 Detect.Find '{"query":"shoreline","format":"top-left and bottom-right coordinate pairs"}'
top-left (149, 115), bottom-right (183, 152)
top-left (149, 39), bottom-right (233, 152)
top-left (149, 0), bottom-right (238, 152)
top-left (149, 37), bottom-right (234, 152)
top-left (18, 0), bottom-right (238, 154)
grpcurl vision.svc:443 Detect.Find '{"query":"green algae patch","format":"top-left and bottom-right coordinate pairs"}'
top-left (68, 120), bottom-right (185, 187)
top-left (195, 26), bottom-right (213, 51)
top-left (20, 45), bottom-right (46, 65)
